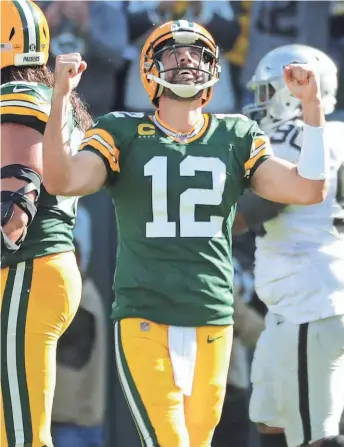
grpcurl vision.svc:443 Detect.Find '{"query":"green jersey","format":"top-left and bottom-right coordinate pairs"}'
top-left (1, 81), bottom-right (80, 268)
top-left (80, 111), bottom-right (272, 326)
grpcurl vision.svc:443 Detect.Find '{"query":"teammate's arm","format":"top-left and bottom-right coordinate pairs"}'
top-left (1, 123), bottom-right (42, 255)
top-left (43, 53), bottom-right (107, 197)
top-left (251, 64), bottom-right (327, 205)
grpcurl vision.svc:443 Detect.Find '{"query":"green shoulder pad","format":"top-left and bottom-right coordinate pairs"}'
top-left (1, 81), bottom-right (52, 134)
top-left (219, 114), bottom-right (273, 180)
top-left (79, 111), bottom-right (147, 181)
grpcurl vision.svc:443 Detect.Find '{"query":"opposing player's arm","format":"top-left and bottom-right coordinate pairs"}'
top-left (1, 123), bottom-right (42, 256)
top-left (233, 295), bottom-right (265, 347)
top-left (337, 162), bottom-right (344, 209)
top-left (233, 189), bottom-right (286, 234)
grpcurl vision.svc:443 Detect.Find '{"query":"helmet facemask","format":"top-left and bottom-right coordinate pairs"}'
top-left (243, 77), bottom-right (302, 133)
top-left (144, 28), bottom-right (220, 104)
top-left (242, 44), bottom-right (338, 132)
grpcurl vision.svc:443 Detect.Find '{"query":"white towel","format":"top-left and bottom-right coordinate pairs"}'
top-left (168, 326), bottom-right (197, 397)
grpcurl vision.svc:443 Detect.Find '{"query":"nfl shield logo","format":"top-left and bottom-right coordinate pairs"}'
top-left (140, 321), bottom-right (150, 332)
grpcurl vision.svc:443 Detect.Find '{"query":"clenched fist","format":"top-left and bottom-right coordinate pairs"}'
top-left (53, 53), bottom-right (87, 97)
top-left (283, 63), bottom-right (320, 104)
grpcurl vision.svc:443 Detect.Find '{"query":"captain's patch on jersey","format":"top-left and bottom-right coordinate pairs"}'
top-left (244, 135), bottom-right (273, 174)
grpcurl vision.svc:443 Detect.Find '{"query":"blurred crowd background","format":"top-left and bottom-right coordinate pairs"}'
top-left (36, 1), bottom-right (344, 446)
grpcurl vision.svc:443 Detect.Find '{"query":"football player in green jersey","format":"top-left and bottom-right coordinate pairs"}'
top-left (44, 20), bottom-right (328, 447)
top-left (0, 1), bottom-right (92, 446)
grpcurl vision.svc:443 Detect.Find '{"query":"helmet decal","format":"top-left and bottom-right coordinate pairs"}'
top-left (1, 0), bottom-right (50, 69)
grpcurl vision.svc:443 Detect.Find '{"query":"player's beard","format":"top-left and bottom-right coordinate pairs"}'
top-left (161, 69), bottom-right (206, 102)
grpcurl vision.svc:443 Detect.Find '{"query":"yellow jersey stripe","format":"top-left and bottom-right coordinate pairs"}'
top-left (0, 106), bottom-right (48, 122)
top-left (84, 128), bottom-right (116, 151)
top-left (79, 139), bottom-right (120, 172)
top-left (253, 136), bottom-right (268, 148)
top-left (244, 147), bottom-right (269, 171)
top-left (81, 133), bottom-right (120, 161)
top-left (0, 99), bottom-right (50, 115)
top-left (0, 93), bottom-right (45, 105)
top-left (250, 142), bottom-right (267, 159)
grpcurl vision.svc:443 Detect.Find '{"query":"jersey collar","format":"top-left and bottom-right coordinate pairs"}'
top-left (151, 111), bottom-right (209, 143)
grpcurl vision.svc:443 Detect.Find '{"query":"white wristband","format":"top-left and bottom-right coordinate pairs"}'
top-left (298, 124), bottom-right (328, 180)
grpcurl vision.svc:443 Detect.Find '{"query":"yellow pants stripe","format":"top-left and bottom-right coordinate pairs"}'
top-left (114, 322), bottom-right (158, 447)
top-left (1, 261), bottom-right (33, 446)
top-left (1, 252), bottom-right (82, 447)
top-left (116, 318), bottom-right (233, 447)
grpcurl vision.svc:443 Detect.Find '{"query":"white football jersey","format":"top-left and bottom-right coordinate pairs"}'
top-left (254, 119), bottom-right (344, 323)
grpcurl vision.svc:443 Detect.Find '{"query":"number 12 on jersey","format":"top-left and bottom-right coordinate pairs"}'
top-left (144, 155), bottom-right (226, 238)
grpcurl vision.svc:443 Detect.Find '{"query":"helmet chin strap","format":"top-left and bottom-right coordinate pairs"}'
top-left (147, 73), bottom-right (219, 99)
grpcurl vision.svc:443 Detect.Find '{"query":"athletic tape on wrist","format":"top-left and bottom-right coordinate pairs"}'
top-left (297, 124), bottom-right (328, 180)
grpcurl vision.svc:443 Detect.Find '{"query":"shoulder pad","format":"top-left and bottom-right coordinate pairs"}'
top-left (108, 111), bottom-right (146, 119)
top-left (1, 81), bottom-right (52, 134)
top-left (214, 113), bottom-right (250, 121)
top-left (1, 81), bottom-right (52, 102)
top-left (214, 113), bottom-right (254, 130)
top-left (95, 111), bottom-right (148, 141)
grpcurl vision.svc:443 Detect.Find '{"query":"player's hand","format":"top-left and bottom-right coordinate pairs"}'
top-left (53, 53), bottom-right (87, 97)
top-left (283, 63), bottom-right (320, 104)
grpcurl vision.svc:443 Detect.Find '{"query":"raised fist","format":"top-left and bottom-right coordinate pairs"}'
top-left (283, 63), bottom-right (321, 104)
top-left (53, 53), bottom-right (87, 97)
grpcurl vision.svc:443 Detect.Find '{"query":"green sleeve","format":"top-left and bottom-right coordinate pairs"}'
top-left (79, 113), bottom-right (121, 185)
top-left (233, 116), bottom-right (273, 185)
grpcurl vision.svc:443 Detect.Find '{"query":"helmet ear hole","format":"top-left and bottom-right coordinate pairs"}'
top-left (9, 27), bottom-right (15, 40)
top-left (1, 0), bottom-right (50, 69)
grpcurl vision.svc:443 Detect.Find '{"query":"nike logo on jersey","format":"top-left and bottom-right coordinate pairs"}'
top-left (207, 335), bottom-right (223, 343)
top-left (13, 86), bottom-right (31, 93)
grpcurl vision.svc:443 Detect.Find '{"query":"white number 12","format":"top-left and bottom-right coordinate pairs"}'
top-left (144, 156), bottom-right (226, 238)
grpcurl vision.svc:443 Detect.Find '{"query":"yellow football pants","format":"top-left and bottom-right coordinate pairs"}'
top-left (115, 318), bottom-right (233, 447)
top-left (1, 252), bottom-right (82, 447)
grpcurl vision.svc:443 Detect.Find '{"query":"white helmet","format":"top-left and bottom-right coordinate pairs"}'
top-left (243, 44), bottom-right (338, 132)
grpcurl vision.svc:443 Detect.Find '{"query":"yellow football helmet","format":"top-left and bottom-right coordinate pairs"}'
top-left (1, 0), bottom-right (50, 70)
top-left (140, 20), bottom-right (221, 107)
